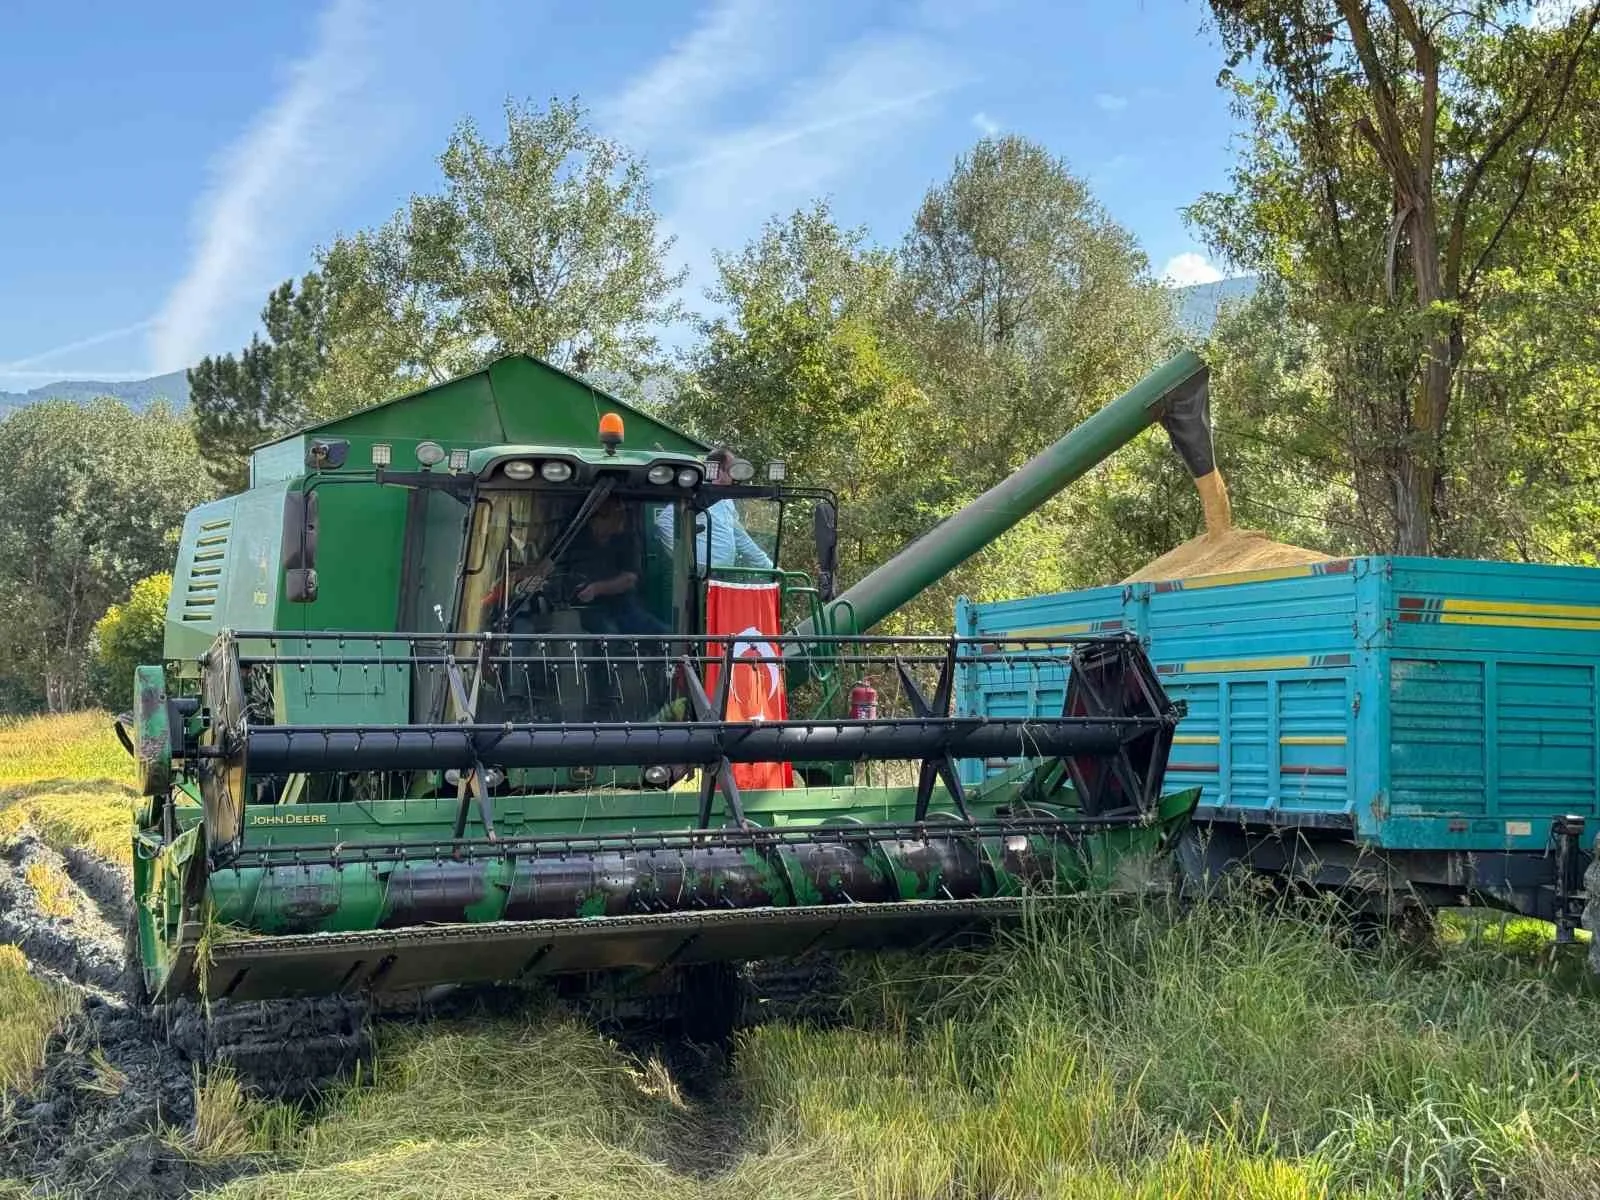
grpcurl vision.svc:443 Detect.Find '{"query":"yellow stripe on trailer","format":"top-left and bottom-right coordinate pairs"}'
top-left (1434, 598), bottom-right (1600, 631)
top-left (1280, 735), bottom-right (1347, 746)
top-left (1441, 598), bottom-right (1600, 620)
top-left (1175, 564), bottom-right (1323, 590)
top-left (1176, 655), bottom-right (1314, 674)
top-left (1173, 734), bottom-right (1220, 745)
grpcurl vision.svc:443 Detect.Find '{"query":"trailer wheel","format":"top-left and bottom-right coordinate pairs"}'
top-left (1583, 847), bottom-right (1600, 975)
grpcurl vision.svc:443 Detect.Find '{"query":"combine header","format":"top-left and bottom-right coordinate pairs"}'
top-left (123, 351), bottom-right (1213, 1008)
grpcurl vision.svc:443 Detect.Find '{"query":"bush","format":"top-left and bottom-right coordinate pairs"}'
top-left (90, 572), bottom-right (170, 711)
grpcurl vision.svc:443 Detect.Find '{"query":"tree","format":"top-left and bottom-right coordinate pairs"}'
top-left (311, 96), bottom-right (685, 416)
top-left (892, 135), bottom-right (1180, 612)
top-left (188, 96), bottom-right (686, 483)
top-left (1195, 1), bottom-right (1600, 553)
top-left (0, 402), bottom-right (212, 712)
top-left (671, 205), bottom-right (944, 625)
top-left (188, 272), bottom-right (328, 490)
top-left (90, 573), bottom-right (171, 710)
top-left (898, 135), bottom-right (1178, 476)
top-left (677, 142), bottom-right (1185, 630)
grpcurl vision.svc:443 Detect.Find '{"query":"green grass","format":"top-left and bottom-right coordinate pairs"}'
top-left (198, 899), bottom-right (1600, 1200)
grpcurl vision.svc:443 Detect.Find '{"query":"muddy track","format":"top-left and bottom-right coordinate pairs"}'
top-left (0, 818), bottom-right (371, 1198)
top-left (0, 829), bottom-right (123, 992)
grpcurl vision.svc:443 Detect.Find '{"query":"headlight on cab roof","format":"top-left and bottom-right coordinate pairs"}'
top-left (647, 464), bottom-right (676, 485)
top-left (540, 460), bottom-right (574, 482)
top-left (501, 460), bottom-right (535, 481)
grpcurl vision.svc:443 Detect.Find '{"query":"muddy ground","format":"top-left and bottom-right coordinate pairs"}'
top-left (0, 822), bottom-right (238, 1198)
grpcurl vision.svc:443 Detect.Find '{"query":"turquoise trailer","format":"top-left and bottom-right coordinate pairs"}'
top-left (957, 555), bottom-right (1600, 933)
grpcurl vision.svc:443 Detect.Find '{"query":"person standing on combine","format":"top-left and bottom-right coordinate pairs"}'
top-left (655, 445), bottom-right (774, 574)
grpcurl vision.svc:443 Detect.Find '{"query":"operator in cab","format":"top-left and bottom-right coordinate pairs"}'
top-left (654, 445), bottom-right (774, 574)
top-left (482, 496), bottom-right (667, 636)
top-left (564, 496), bottom-right (668, 636)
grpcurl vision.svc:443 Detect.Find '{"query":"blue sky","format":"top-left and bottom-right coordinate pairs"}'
top-left (0, 0), bottom-right (1240, 388)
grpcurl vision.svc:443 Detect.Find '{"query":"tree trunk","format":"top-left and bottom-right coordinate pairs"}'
top-left (1393, 205), bottom-right (1453, 556)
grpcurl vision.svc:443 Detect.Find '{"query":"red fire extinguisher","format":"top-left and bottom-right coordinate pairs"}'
top-left (849, 679), bottom-right (878, 721)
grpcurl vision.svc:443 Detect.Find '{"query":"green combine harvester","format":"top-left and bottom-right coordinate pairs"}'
top-left (121, 350), bottom-right (1215, 1018)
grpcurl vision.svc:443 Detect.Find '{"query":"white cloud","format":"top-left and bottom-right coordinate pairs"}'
top-left (1162, 252), bottom-right (1225, 286)
top-left (0, 318), bottom-right (155, 373)
top-left (1093, 92), bottom-right (1128, 112)
top-left (600, 0), bottom-right (781, 152)
top-left (646, 31), bottom-right (967, 315)
top-left (971, 110), bottom-right (1001, 136)
top-left (150, 0), bottom-right (379, 373)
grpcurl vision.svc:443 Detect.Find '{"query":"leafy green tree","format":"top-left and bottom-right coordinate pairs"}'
top-left (892, 135), bottom-right (1181, 612)
top-left (311, 96), bottom-right (685, 417)
top-left (678, 143), bottom-right (1185, 630)
top-left (671, 205), bottom-right (944, 625)
top-left (897, 135), bottom-right (1178, 477)
top-left (189, 97), bottom-right (685, 484)
top-left (90, 573), bottom-right (171, 710)
top-left (1194, 1), bottom-right (1600, 553)
top-left (188, 272), bottom-right (328, 491)
top-left (0, 402), bottom-right (212, 712)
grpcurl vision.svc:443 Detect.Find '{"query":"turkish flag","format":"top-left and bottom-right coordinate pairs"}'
top-left (704, 581), bottom-right (794, 791)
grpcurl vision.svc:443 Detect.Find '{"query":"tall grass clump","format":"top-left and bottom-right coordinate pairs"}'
top-left (213, 1011), bottom-right (700, 1200)
top-left (736, 895), bottom-right (1600, 1198)
top-left (0, 713), bottom-right (127, 789)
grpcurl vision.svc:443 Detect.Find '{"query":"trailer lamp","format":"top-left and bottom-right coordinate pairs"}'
top-left (676, 467), bottom-right (701, 488)
top-left (448, 448), bottom-right (471, 472)
top-left (415, 441), bottom-right (447, 467)
top-left (728, 458), bottom-right (756, 482)
top-left (370, 443), bottom-right (392, 468)
top-left (540, 460), bottom-right (574, 483)
top-left (766, 460), bottom-right (787, 482)
top-left (642, 765), bottom-right (672, 787)
top-left (501, 460), bottom-right (536, 481)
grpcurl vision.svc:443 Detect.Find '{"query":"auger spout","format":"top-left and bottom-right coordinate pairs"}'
top-left (794, 349), bottom-right (1212, 639)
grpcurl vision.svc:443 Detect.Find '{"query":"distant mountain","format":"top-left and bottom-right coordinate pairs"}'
top-left (0, 370), bottom-right (190, 415)
top-left (1172, 275), bottom-right (1258, 336)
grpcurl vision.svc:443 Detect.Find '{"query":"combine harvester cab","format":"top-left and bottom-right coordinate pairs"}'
top-left (123, 353), bottom-right (1213, 1005)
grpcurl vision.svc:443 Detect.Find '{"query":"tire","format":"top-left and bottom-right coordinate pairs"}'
top-left (120, 909), bottom-right (150, 1009)
top-left (1583, 848), bottom-right (1600, 975)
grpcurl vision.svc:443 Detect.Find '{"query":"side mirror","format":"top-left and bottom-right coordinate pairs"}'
top-left (283, 490), bottom-right (320, 603)
top-left (814, 499), bottom-right (838, 602)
